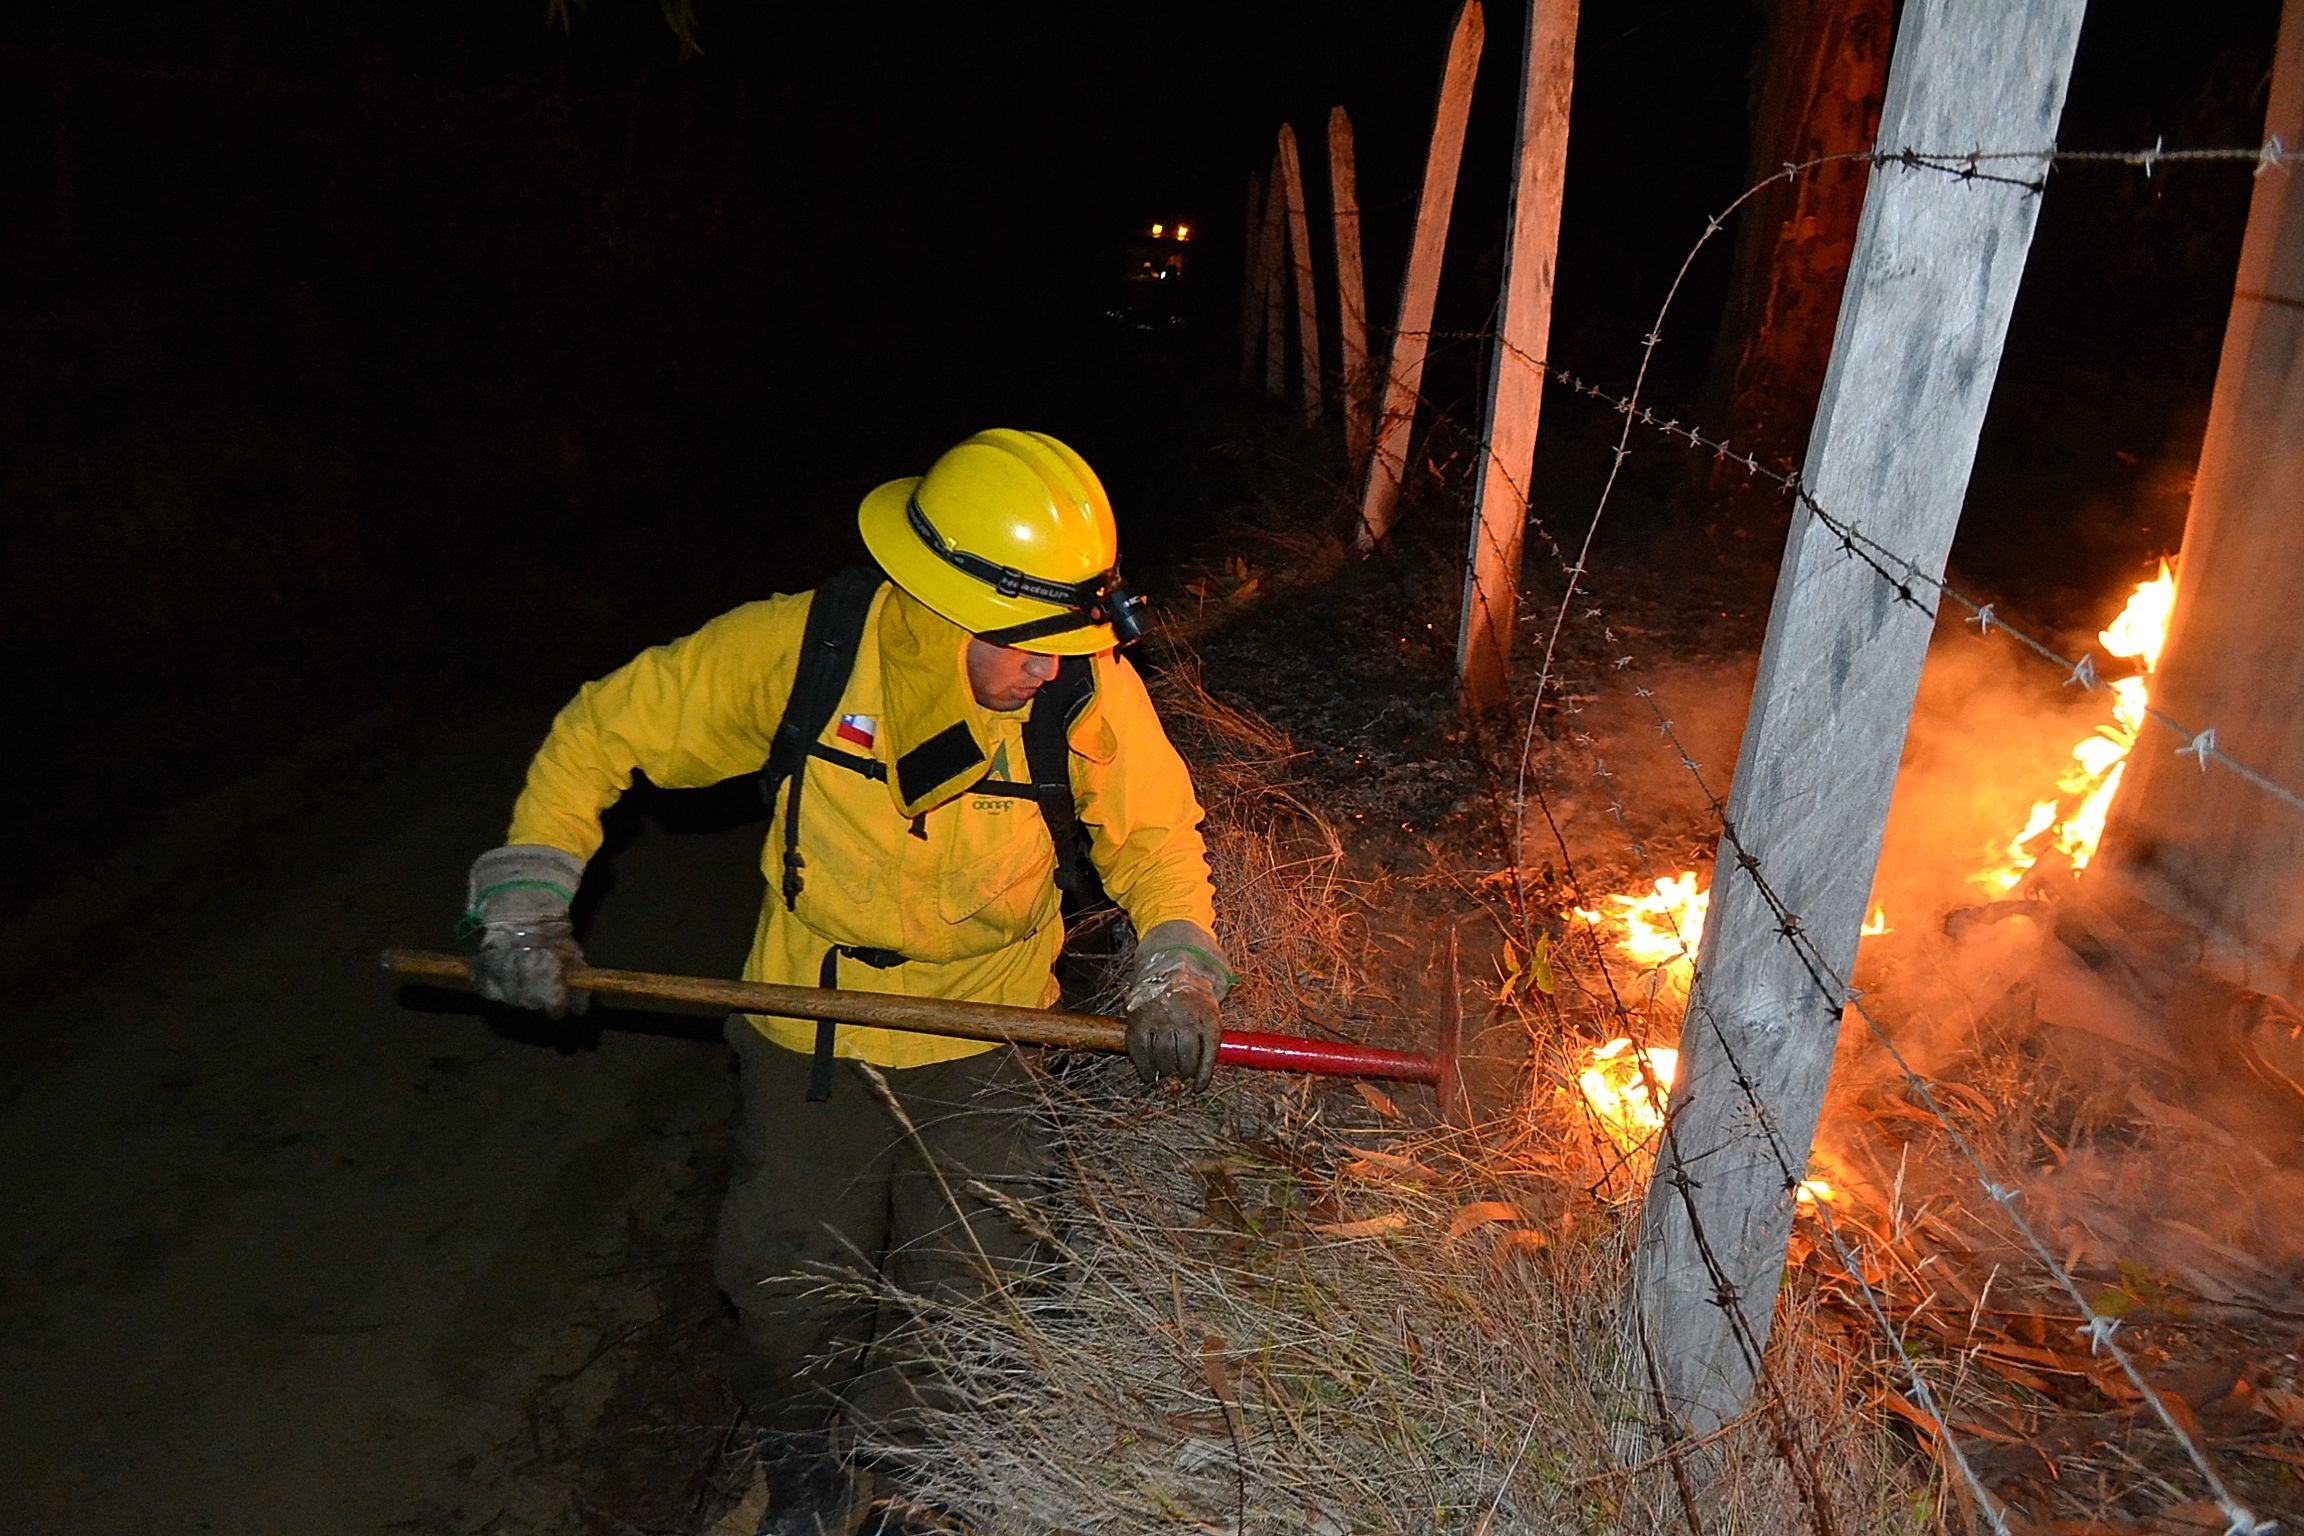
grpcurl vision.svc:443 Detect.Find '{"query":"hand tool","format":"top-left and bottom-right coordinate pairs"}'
top-left (383, 948), bottom-right (1458, 1102)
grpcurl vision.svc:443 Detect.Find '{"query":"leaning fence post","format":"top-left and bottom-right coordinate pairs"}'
top-left (1276, 123), bottom-right (1324, 427)
top-left (1356, 0), bottom-right (1484, 551)
top-left (1456, 0), bottom-right (1578, 713)
top-left (1628, 0), bottom-right (2086, 1440)
top-left (1238, 168), bottom-right (1268, 389)
top-left (1329, 107), bottom-right (1371, 479)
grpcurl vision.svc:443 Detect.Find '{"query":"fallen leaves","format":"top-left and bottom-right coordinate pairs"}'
top-left (1340, 1146), bottom-right (1438, 1185)
top-left (1353, 1082), bottom-right (1400, 1120)
top-left (1446, 1200), bottom-right (1522, 1239)
top-left (2252, 1383), bottom-right (2304, 1433)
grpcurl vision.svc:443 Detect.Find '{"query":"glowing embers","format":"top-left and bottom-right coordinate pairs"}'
top-left (1974, 560), bottom-right (2176, 895)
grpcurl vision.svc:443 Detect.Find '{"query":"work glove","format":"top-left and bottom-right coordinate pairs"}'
top-left (1124, 919), bottom-right (1234, 1091)
top-left (463, 844), bottom-right (589, 1019)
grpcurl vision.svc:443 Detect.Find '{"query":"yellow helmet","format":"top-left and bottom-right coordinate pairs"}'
top-left (858, 429), bottom-right (1146, 655)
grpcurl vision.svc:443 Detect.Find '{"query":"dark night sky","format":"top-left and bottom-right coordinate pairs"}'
top-left (0, 0), bottom-right (2283, 909)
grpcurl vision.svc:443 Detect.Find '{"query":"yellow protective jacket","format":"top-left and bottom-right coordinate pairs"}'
top-left (505, 582), bottom-right (1216, 1066)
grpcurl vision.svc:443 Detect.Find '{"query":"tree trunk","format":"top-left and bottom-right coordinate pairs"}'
top-left (1699, 0), bottom-right (1892, 531)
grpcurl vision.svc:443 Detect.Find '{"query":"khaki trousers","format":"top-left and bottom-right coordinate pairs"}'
top-left (714, 1018), bottom-right (1050, 1438)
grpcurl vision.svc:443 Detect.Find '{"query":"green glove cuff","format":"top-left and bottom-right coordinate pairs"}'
top-left (1165, 944), bottom-right (1238, 991)
top-left (463, 845), bottom-right (586, 934)
top-left (459, 879), bottom-right (577, 935)
top-left (1129, 919), bottom-right (1236, 1006)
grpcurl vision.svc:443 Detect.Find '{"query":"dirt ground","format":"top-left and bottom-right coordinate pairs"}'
top-left (0, 701), bottom-right (770, 1534)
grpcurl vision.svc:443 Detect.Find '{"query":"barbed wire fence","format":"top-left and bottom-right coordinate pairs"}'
top-left (1298, 135), bottom-right (2304, 1535)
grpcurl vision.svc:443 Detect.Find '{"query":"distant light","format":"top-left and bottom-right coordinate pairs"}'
top-left (1176, 223), bottom-right (1192, 242)
top-left (1150, 222), bottom-right (1164, 238)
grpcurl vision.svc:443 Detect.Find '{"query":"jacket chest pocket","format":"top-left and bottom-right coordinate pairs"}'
top-left (929, 815), bottom-right (1059, 955)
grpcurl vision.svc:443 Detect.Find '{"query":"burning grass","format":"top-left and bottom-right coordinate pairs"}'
top-left (804, 664), bottom-right (1939, 1535)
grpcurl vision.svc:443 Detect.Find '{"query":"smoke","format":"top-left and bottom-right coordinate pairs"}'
top-left (1529, 613), bottom-right (2107, 917)
top-left (1534, 606), bottom-right (2304, 1293)
top-left (1849, 614), bottom-right (2304, 1295)
top-left (1521, 653), bottom-right (1760, 880)
top-left (1872, 625), bottom-right (2112, 930)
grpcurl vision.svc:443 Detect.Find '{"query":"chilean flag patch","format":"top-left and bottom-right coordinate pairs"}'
top-left (835, 713), bottom-right (876, 749)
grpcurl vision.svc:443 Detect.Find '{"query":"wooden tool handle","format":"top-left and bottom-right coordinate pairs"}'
top-left (383, 949), bottom-right (1444, 1083)
top-left (382, 948), bottom-right (1131, 1052)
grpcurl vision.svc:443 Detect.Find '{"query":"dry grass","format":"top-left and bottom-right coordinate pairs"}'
top-left (1790, 931), bottom-right (2304, 1531)
top-left (840, 1065), bottom-right (1936, 1534)
top-left (809, 678), bottom-right (1940, 1535)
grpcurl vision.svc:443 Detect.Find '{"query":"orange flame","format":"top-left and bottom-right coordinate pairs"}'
top-left (1577, 1038), bottom-right (1837, 1205)
top-left (1577, 1037), bottom-right (1675, 1153)
top-left (1574, 871), bottom-right (1707, 995)
top-left (1974, 561), bottom-right (2175, 894)
top-left (1574, 876), bottom-right (1889, 994)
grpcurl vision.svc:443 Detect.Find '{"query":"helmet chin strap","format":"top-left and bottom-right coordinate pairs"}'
top-left (907, 493), bottom-right (1146, 646)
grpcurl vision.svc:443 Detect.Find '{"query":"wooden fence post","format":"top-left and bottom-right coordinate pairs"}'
top-left (1628, 0), bottom-right (2086, 1439)
top-left (1238, 168), bottom-right (1268, 389)
top-left (1456, 0), bottom-right (1578, 713)
top-left (1262, 146), bottom-right (1288, 402)
top-left (1356, 0), bottom-right (1484, 551)
top-left (2097, 0), bottom-right (2304, 1009)
top-left (1277, 123), bottom-right (1324, 427)
top-left (1329, 107), bottom-right (1371, 479)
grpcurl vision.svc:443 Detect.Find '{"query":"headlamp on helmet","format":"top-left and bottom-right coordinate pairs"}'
top-left (858, 430), bottom-right (1138, 655)
top-left (904, 492), bottom-right (1145, 647)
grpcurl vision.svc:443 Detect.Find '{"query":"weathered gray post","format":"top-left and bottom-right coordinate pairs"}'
top-left (1356, 0), bottom-right (1484, 551)
top-left (2097, 0), bottom-right (2304, 1009)
top-left (1456, 0), bottom-right (1578, 712)
top-left (1329, 107), bottom-right (1372, 480)
top-left (1277, 123), bottom-right (1324, 427)
top-left (1629, 0), bottom-right (2086, 1438)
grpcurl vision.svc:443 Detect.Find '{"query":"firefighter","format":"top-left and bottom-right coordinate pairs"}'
top-left (460, 429), bottom-right (1228, 1528)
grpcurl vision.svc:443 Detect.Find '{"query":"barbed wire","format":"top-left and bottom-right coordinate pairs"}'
top-left (1348, 366), bottom-right (2011, 1529)
top-left (1459, 363), bottom-right (2283, 1536)
top-left (1333, 133), bottom-right (2302, 1535)
top-left (1504, 663), bottom-right (1850, 1536)
top-left (1600, 606), bottom-right (2276, 1536)
top-left (1484, 427), bottom-right (2024, 1536)
top-left (1465, 407), bottom-right (2269, 1531)
top-left (1346, 379), bottom-right (1922, 1530)
top-left (1503, 353), bottom-right (2304, 827)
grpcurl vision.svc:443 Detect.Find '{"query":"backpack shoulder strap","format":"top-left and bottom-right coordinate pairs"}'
top-left (1023, 655), bottom-right (1101, 898)
top-left (762, 567), bottom-right (885, 909)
